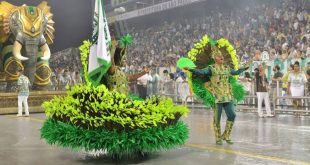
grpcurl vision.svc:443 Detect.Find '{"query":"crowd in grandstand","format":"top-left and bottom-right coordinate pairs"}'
top-left (118, 0), bottom-right (310, 115)
top-left (126, 0), bottom-right (310, 71)
top-left (48, 0), bottom-right (310, 111)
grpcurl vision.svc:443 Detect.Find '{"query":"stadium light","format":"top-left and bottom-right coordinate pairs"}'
top-left (114, 7), bottom-right (126, 13)
top-left (136, 2), bottom-right (148, 5)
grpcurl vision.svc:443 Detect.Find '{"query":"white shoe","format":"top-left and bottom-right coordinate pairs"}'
top-left (16, 114), bottom-right (22, 117)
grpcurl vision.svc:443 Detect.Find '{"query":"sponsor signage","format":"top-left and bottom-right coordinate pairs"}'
top-left (115, 0), bottom-right (201, 21)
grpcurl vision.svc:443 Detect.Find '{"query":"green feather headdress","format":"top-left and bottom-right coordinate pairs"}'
top-left (184, 34), bottom-right (245, 107)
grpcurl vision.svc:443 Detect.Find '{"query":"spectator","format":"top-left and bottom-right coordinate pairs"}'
top-left (176, 73), bottom-right (190, 105)
top-left (255, 64), bottom-right (273, 117)
top-left (287, 61), bottom-right (307, 117)
top-left (240, 72), bottom-right (253, 104)
top-left (73, 71), bottom-right (83, 85)
top-left (50, 75), bottom-right (58, 91)
top-left (137, 66), bottom-right (153, 99)
top-left (16, 68), bottom-right (31, 117)
top-left (271, 65), bottom-right (284, 97)
top-left (163, 73), bottom-right (176, 100)
top-left (150, 69), bottom-right (160, 96)
top-left (160, 70), bottom-right (170, 93)
top-left (58, 69), bottom-right (72, 90)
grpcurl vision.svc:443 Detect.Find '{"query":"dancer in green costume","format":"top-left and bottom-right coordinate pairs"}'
top-left (105, 39), bottom-right (149, 95)
top-left (179, 35), bottom-right (250, 145)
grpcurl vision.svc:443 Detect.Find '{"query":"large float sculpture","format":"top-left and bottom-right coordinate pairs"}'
top-left (0, 1), bottom-right (54, 91)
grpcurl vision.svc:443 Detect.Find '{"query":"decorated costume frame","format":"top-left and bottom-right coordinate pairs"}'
top-left (179, 35), bottom-right (245, 107)
top-left (40, 39), bottom-right (189, 159)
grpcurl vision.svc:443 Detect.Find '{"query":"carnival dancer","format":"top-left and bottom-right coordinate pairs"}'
top-left (184, 46), bottom-right (250, 145)
top-left (105, 38), bottom-right (150, 96)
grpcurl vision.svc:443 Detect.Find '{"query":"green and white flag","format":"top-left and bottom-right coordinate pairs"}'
top-left (88, 0), bottom-right (111, 86)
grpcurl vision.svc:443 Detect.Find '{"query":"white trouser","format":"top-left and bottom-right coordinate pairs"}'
top-left (18, 96), bottom-right (29, 115)
top-left (256, 92), bottom-right (272, 116)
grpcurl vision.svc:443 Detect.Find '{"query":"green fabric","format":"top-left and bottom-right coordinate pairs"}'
top-left (88, 58), bottom-right (111, 87)
top-left (177, 57), bottom-right (196, 69)
top-left (40, 118), bottom-right (189, 158)
top-left (213, 102), bottom-right (235, 125)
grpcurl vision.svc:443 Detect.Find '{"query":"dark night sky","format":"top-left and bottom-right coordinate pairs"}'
top-left (4, 0), bottom-right (94, 53)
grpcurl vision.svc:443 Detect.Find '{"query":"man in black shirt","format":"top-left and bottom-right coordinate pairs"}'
top-left (255, 64), bottom-right (273, 117)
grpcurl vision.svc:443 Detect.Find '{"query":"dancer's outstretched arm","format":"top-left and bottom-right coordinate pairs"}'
top-left (186, 67), bottom-right (212, 76)
top-left (230, 61), bottom-right (251, 75)
top-left (127, 67), bottom-right (150, 82)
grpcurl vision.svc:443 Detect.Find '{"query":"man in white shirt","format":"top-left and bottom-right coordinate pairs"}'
top-left (137, 66), bottom-right (152, 99)
top-left (150, 69), bottom-right (160, 96)
top-left (16, 68), bottom-right (31, 117)
top-left (58, 69), bottom-right (72, 90)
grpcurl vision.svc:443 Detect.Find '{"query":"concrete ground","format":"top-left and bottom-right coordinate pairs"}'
top-left (0, 110), bottom-right (309, 165)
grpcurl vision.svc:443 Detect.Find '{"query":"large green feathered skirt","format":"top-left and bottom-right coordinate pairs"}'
top-left (40, 84), bottom-right (189, 158)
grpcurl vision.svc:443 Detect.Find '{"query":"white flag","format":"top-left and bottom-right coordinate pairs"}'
top-left (88, 0), bottom-right (111, 86)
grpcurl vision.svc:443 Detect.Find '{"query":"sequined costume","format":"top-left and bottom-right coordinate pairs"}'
top-left (106, 66), bottom-right (129, 95)
top-left (190, 63), bottom-right (248, 144)
top-left (178, 35), bottom-right (250, 145)
top-left (105, 44), bottom-right (147, 96)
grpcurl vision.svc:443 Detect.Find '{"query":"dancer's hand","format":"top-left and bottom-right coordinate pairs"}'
top-left (111, 39), bottom-right (118, 48)
top-left (245, 60), bottom-right (253, 66)
top-left (143, 66), bottom-right (150, 73)
top-left (183, 67), bottom-right (189, 71)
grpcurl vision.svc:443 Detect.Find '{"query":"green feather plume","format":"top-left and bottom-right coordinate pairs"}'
top-left (208, 36), bottom-right (217, 46)
top-left (41, 119), bottom-right (189, 158)
top-left (177, 57), bottom-right (196, 69)
top-left (120, 34), bottom-right (133, 46)
top-left (229, 76), bottom-right (245, 102)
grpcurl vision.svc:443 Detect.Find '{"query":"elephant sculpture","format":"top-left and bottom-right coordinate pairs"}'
top-left (0, 1), bottom-right (55, 91)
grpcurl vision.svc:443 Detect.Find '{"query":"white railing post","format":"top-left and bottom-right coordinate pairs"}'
top-left (276, 81), bottom-right (280, 108)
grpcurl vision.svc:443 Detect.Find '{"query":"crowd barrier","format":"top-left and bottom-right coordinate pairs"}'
top-left (161, 81), bottom-right (310, 116)
top-left (1, 80), bottom-right (310, 116)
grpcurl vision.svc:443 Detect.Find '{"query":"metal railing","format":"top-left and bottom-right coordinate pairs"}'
top-left (161, 81), bottom-right (310, 116)
top-left (273, 96), bottom-right (310, 113)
